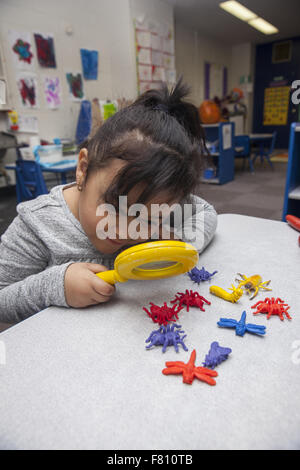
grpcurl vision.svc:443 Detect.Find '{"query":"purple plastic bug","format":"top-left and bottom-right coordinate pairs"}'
top-left (188, 266), bottom-right (218, 285)
top-left (202, 341), bottom-right (232, 369)
top-left (145, 323), bottom-right (188, 353)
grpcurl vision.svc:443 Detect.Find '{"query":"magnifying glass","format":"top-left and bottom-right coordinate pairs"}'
top-left (96, 240), bottom-right (198, 285)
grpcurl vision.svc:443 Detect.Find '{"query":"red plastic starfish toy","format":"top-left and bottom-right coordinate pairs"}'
top-left (171, 289), bottom-right (211, 312)
top-left (162, 349), bottom-right (218, 385)
top-left (143, 302), bottom-right (183, 326)
top-left (251, 297), bottom-right (291, 321)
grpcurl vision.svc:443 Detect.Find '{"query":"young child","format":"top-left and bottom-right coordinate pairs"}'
top-left (0, 79), bottom-right (217, 323)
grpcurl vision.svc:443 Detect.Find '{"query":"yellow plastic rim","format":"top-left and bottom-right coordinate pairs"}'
top-left (115, 240), bottom-right (198, 281)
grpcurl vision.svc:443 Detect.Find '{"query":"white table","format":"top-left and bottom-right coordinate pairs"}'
top-left (0, 214), bottom-right (299, 450)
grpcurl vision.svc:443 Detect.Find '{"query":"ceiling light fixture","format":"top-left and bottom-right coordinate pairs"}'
top-left (248, 17), bottom-right (279, 35)
top-left (219, 1), bottom-right (257, 21)
top-left (219, 1), bottom-right (279, 35)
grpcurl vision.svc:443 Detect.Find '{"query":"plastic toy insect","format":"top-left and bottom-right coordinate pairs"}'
top-left (217, 311), bottom-right (266, 337)
top-left (145, 324), bottom-right (188, 353)
top-left (202, 342), bottom-right (232, 369)
top-left (286, 214), bottom-right (300, 232)
top-left (209, 284), bottom-right (243, 303)
top-left (188, 266), bottom-right (218, 284)
top-left (143, 302), bottom-right (183, 326)
top-left (235, 273), bottom-right (271, 300)
top-left (162, 349), bottom-right (218, 385)
top-left (171, 289), bottom-right (211, 312)
top-left (251, 297), bottom-right (291, 321)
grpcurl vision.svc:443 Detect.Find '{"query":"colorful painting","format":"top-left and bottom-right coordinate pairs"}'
top-left (66, 72), bottom-right (84, 101)
top-left (34, 33), bottom-right (56, 68)
top-left (17, 73), bottom-right (39, 108)
top-left (80, 49), bottom-right (98, 80)
top-left (43, 76), bottom-right (62, 108)
top-left (8, 30), bottom-right (34, 70)
top-left (13, 39), bottom-right (33, 64)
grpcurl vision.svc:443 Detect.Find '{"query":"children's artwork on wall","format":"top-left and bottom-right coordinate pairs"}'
top-left (8, 30), bottom-right (34, 70)
top-left (43, 76), bottom-right (62, 109)
top-left (134, 19), bottom-right (176, 94)
top-left (99, 100), bottom-right (118, 121)
top-left (138, 64), bottom-right (152, 82)
top-left (66, 72), bottom-right (84, 101)
top-left (80, 49), bottom-right (98, 80)
top-left (17, 73), bottom-right (39, 108)
top-left (34, 33), bottom-right (56, 68)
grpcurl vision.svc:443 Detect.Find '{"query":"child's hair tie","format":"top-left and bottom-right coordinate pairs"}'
top-left (153, 103), bottom-right (169, 114)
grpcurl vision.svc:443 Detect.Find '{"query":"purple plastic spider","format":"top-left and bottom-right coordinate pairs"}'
top-left (188, 266), bottom-right (218, 284)
top-left (145, 323), bottom-right (188, 353)
top-left (202, 341), bottom-right (232, 369)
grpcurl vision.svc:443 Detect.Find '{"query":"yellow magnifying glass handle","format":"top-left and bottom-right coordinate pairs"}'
top-left (96, 270), bottom-right (127, 285)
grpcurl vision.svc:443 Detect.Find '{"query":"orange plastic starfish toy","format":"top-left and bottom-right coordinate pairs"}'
top-left (162, 349), bottom-right (218, 385)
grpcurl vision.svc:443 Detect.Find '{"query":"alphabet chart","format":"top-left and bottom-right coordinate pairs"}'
top-left (263, 86), bottom-right (290, 126)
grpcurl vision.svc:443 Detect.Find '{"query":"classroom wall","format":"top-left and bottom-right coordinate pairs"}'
top-left (231, 42), bottom-right (255, 134)
top-left (175, 20), bottom-right (233, 106)
top-left (0, 0), bottom-right (138, 143)
top-left (252, 36), bottom-right (300, 148)
top-left (175, 22), bottom-right (254, 133)
top-left (129, 0), bottom-right (174, 28)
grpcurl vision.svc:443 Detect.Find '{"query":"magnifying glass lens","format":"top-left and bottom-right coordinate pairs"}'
top-left (137, 260), bottom-right (178, 270)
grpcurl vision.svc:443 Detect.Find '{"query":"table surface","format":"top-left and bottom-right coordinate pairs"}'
top-left (5, 155), bottom-right (77, 173)
top-left (249, 133), bottom-right (273, 140)
top-left (0, 214), bottom-right (299, 450)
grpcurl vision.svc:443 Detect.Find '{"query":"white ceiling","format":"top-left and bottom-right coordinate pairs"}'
top-left (165, 0), bottom-right (300, 45)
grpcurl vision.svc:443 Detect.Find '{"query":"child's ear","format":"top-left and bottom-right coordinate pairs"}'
top-left (76, 148), bottom-right (89, 189)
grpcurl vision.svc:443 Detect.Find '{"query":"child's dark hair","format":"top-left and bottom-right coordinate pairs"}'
top-left (83, 78), bottom-right (208, 206)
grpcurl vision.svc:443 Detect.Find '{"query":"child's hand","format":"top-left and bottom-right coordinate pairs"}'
top-left (64, 263), bottom-right (115, 308)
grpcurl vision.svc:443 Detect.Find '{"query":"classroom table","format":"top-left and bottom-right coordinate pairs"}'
top-left (249, 133), bottom-right (274, 164)
top-left (39, 160), bottom-right (77, 184)
top-left (249, 134), bottom-right (274, 141)
top-left (0, 214), bottom-right (299, 450)
top-left (5, 157), bottom-right (77, 185)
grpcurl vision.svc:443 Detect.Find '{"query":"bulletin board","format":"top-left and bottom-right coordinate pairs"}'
top-left (134, 18), bottom-right (176, 94)
top-left (263, 86), bottom-right (290, 126)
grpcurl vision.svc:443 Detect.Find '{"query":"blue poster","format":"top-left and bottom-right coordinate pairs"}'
top-left (80, 49), bottom-right (98, 80)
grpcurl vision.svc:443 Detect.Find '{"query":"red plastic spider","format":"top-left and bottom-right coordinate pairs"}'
top-left (251, 297), bottom-right (291, 321)
top-left (143, 302), bottom-right (183, 326)
top-left (162, 349), bottom-right (218, 385)
top-left (171, 289), bottom-right (211, 312)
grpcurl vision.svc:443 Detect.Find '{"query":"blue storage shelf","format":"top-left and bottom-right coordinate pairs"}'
top-left (282, 123), bottom-right (300, 220)
top-left (201, 122), bottom-right (234, 185)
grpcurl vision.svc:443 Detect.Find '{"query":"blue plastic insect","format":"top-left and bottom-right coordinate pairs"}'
top-left (188, 266), bottom-right (218, 284)
top-left (202, 341), bottom-right (232, 368)
top-left (145, 323), bottom-right (188, 353)
top-left (217, 311), bottom-right (266, 337)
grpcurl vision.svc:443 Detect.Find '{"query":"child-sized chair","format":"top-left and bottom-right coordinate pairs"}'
top-left (252, 131), bottom-right (277, 170)
top-left (234, 135), bottom-right (254, 173)
top-left (15, 159), bottom-right (48, 203)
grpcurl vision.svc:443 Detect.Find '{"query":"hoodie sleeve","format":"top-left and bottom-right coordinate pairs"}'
top-left (173, 194), bottom-right (218, 253)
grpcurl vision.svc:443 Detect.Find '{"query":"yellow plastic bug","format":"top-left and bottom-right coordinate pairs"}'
top-left (235, 273), bottom-right (271, 300)
top-left (209, 284), bottom-right (243, 303)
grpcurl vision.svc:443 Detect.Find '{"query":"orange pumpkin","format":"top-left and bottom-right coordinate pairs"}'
top-left (199, 100), bottom-right (221, 124)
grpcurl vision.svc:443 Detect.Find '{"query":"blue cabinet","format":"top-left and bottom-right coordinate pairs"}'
top-left (201, 122), bottom-right (234, 185)
top-left (282, 123), bottom-right (300, 220)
